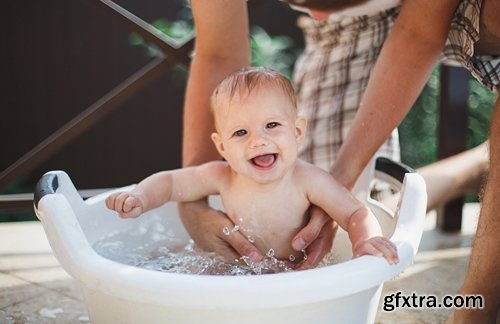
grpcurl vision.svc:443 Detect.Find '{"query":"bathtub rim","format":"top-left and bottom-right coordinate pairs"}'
top-left (34, 160), bottom-right (426, 310)
top-left (36, 193), bottom-right (419, 310)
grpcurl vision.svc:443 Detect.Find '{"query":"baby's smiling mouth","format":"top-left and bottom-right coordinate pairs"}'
top-left (250, 153), bottom-right (278, 169)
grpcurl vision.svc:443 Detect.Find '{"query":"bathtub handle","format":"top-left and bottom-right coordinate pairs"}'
top-left (34, 173), bottom-right (59, 209)
top-left (375, 157), bottom-right (415, 183)
top-left (31, 159), bottom-right (410, 209)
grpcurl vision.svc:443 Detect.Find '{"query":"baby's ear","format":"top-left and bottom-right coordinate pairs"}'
top-left (211, 132), bottom-right (225, 158)
top-left (295, 116), bottom-right (307, 145)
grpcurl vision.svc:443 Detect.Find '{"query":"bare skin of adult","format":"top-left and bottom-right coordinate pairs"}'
top-left (180, 6), bottom-right (498, 322)
top-left (180, 0), bottom-right (493, 272)
top-left (328, 0), bottom-right (499, 321)
top-left (180, 0), bottom-right (496, 272)
top-left (179, 0), bottom-right (336, 269)
top-left (381, 142), bottom-right (489, 213)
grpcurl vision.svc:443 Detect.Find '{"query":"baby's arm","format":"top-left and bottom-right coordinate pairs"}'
top-left (346, 206), bottom-right (399, 264)
top-left (105, 161), bottom-right (226, 218)
top-left (302, 164), bottom-right (398, 264)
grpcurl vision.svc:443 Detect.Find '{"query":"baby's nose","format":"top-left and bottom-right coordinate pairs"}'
top-left (249, 132), bottom-right (269, 148)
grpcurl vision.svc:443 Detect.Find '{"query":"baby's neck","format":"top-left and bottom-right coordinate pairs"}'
top-left (231, 164), bottom-right (296, 191)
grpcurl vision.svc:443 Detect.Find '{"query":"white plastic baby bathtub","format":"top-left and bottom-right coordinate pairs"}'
top-left (34, 157), bottom-right (426, 324)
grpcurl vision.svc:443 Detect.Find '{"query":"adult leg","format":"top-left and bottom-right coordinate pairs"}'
top-left (419, 141), bottom-right (488, 211)
top-left (449, 96), bottom-right (500, 323)
top-left (381, 142), bottom-right (488, 212)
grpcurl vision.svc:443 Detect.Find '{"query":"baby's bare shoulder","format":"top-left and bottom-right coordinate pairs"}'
top-left (294, 159), bottom-right (331, 180)
top-left (198, 161), bottom-right (230, 176)
top-left (201, 160), bottom-right (230, 172)
top-left (196, 161), bottom-right (231, 182)
top-left (293, 160), bottom-right (342, 197)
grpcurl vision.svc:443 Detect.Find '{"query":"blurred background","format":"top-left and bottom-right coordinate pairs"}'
top-left (1, 0), bottom-right (495, 222)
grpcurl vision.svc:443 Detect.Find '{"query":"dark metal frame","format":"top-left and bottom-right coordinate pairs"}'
top-left (437, 65), bottom-right (470, 232)
top-left (0, 0), bottom-right (193, 210)
top-left (0, 0), bottom-right (469, 232)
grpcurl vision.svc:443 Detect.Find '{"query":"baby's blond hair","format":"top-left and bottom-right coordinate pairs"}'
top-left (211, 67), bottom-right (297, 122)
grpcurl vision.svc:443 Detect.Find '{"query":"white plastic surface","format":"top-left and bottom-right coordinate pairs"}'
top-left (35, 169), bottom-right (426, 324)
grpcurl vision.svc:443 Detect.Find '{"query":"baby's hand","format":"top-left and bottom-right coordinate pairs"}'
top-left (105, 192), bottom-right (144, 218)
top-left (352, 237), bottom-right (399, 265)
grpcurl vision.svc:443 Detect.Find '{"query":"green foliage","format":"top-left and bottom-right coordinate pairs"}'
top-left (129, 19), bottom-right (299, 82)
top-left (129, 19), bottom-right (194, 58)
top-left (0, 176), bottom-right (32, 195)
top-left (468, 78), bottom-right (495, 147)
top-left (0, 177), bottom-right (37, 222)
top-left (3, 13), bottom-right (496, 221)
top-left (399, 66), bottom-right (495, 169)
top-left (137, 10), bottom-right (495, 167)
top-left (0, 211), bottom-right (37, 222)
top-left (250, 26), bottom-right (300, 78)
top-left (398, 67), bottom-right (440, 168)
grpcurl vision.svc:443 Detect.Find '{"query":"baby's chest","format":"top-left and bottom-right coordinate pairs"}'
top-left (222, 192), bottom-right (309, 231)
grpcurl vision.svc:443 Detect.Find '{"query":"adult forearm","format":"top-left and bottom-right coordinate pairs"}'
top-left (183, 0), bottom-right (250, 167)
top-left (183, 56), bottom-right (223, 166)
top-left (182, 56), bottom-right (249, 167)
top-left (332, 0), bottom-right (456, 189)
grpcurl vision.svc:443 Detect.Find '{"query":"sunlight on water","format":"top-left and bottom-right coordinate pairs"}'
top-left (93, 219), bottom-right (339, 276)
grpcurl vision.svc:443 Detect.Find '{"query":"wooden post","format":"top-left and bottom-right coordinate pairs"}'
top-left (437, 65), bottom-right (470, 232)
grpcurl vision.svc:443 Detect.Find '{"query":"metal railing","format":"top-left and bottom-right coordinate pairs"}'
top-left (0, 0), bottom-right (193, 210)
top-left (0, 0), bottom-right (468, 231)
top-left (0, 0), bottom-right (267, 212)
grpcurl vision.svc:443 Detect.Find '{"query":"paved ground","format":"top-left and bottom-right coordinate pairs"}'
top-left (0, 204), bottom-right (487, 323)
top-left (375, 205), bottom-right (478, 323)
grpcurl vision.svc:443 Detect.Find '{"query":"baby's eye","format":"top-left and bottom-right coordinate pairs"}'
top-left (233, 129), bottom-right (247, 137)
top-left (266, 122), bottom-right (280, 129)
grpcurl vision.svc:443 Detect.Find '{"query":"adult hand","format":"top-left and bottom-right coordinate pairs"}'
top-left (291, 206), bottom-right (337, 270)
top-left (177, 200), bottom-right (264, 263)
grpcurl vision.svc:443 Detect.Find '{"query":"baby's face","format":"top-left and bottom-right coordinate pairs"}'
top-left (212, 88), bottom-right (306, 184)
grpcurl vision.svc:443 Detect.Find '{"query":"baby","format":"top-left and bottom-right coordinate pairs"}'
top-left (106, 67), bottom-right (399, 265)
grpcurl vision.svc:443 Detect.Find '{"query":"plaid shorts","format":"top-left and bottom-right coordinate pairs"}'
top-left (293, 0), bottom-right (499, 174)
top-left (293, 8), bottom-right (401, 172)
top-left (442, 0), bottom-right (500, 92)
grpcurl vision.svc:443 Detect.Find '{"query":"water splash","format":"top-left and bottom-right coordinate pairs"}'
top-left (95, 236), bottom-right (293, 275)
top-left (222, 224), bottom-right (240, 236)
top-left (93, 219), bottom-right (339, 276)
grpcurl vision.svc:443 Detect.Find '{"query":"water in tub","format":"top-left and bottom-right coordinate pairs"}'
top-left (93, 214), bottom-right (340, 275)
